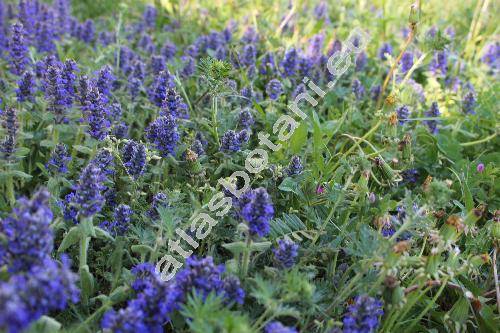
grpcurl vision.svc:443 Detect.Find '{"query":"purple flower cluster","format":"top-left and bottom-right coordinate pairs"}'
top-left (146, 115), bottom-right (180, 157)
top-left (286, 155), bottom-right (303, 176)
top-left (238, 108), bottom-right (255, 129)
top-left (265, 321), bottom-right (298, 333)
top-left (100, 204), bottom-right (133, 236)
top-left (343, 295), bottom-right (384, 333)
top-left (73, 163), bottom-right (107, 218)
top-left (160, 87), bottom-right (189, 119)
top-left (47, 143), bottom-right (71, 174)
top-left (424, 102), bottom-right (440, 134)
top-left (16, 70), bottom-right (36, 102)
top-left (0, 190), bottom-right (79, 333)
top-left (121, 140), bottom-right (147, 179)
top-left (266, 79), bottom-right (283, 100)
top-left (101, 258), bottom-right (244, 331)
top-left (273, 239), bottom-right (299, 268)
top-left (220, 129), bottom-right (249, 152)
top-left (396, 105), bottom-right (410, 124)
top-left (236, 188), bottom-right (275, 237)
top-left (8, 22), bottom-right (30, 75)
top-left (1, 107), bottom-right (18, 159)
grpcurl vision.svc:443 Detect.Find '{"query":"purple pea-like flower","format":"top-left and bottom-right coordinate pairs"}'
top-left (266, 79), bottom-right (283, 100)
top-left (343, 295), bottom-right (384, 333)
top-left (273, 239), bottom-right (299, 268)
top-left (281, 47), bottom-right (298, 77)
top-left (265, 321), bottom-right (298, 333)
top-left (121, 140), bottom-right (147, 179)
top-left (8, 22), bottom-right (30, 75)
top-left (424, 101), bottom-right (440, 134)
top-left (16, 70), bottom-right (36, 102)
top-left (146, 115), bottom-right (180, 157)
top-left (47, 143), bottom-right (71, 175)
top-left (237, 188), bottom-right (274, 237)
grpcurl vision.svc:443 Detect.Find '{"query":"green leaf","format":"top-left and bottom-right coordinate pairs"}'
top-left (15, 147), bottom-right (31, 158)
top-left (10, 170), bottom-right (33, 179)
top-left (57, 226), bottom-right (81, 253)
top-left (289, 121), bottom-right (308, 154)
top-left (222, 241), bottom-right (247, 256)
top-left (80, 265), bottom-right (94, 301)
top-left (74, 145), bottom-right (93, 155)
top-left (26, 316), bottom-right (62, 333)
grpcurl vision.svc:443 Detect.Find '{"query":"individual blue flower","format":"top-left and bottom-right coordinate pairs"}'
top-left (241, 44), bottom-right (257, 67)
top-left (122, 140), bottom-right (147, 179)
top-left (265, 321), bottom-right (298, 333)
top-left (273, 239), bottom-right (299, 268)
top-left (100, 306), bottom-right (148, 333)
top-left (237, 188), bottom-right (274, 237)
top-left (54, 0), bottom-right (71, 34)
top-left (61, 59), bottom-right (79, 107)
top-left (148, 70), bottom-right (175, 107)
top-left (343, 295), bottom-right (383, 333)
top-left (241, 26), bottom-right (259, 44)
top-left (190, 139), bottom-right (205, 157)
top-left (8, 22), bottom-right (29, 75)
top-left (45, 65), bottom-right (69, 123)
top-left (429, 51), bottom-right (448, 76)
top-left (286, 155), bottom-right (303, 176)
top-left (101, 204), bottom-right (133, 236)
top-left (96, 65), bottom-right (116, 104)
top-left (34, 6), bottom-right (56, 53)
top-left (175, 256), bottom-right (225, 302)
top-left (47, 143), bottom-right (71, 175)
top-left (396, 105), bottom-right (410, 124)
top-left (222, 276), bottom-right (245, 305)
top-left (220, 130), bottom-right (249, 152)
top-left (160, 88), bottom-right (188, 119)
top-left (355, 52), bottom-right (367, 71)
top-left (143, 5), bottom-right (157, 29)
top-left (266, 79), bottom-right (283, 100)
top-left (74, 163), bottom-right (107, 218)
top-left (370, 85), bottom-right (381, 101)
top-left (161, 41), bottom-right (177, 59)
top-left (259, 52), bottom-right (276, 75)
top-left (146, 115), bottom-right (180, 157)
top-left (0, 189), bottom-right (53, 272)
top-left (401, 52), bottom-right (413, 73)
top-left (79, 19), bottom-right (95, 43)
top-left (481, 42), bottom-right (499, 72)
top-left (462, 91), bottom-right (476, 114)
top-left (1, 107), bottom-right (18, 159)
top-left (147, 192), bottom-right (169, 219)
top-left (16, 70), bottom-right (36, 102)
top-left (181, 55), bottom-right (196, 77)
top-left (379, 43), bottom-right (393, 60)
top-left (424, 102), bottom-right (440, 134)
top-left (298, 55), bottom-right (314, 77)
top-left (401, 168), bottom-right (419, 184)
top-left (238, 108), bottom-right (254, 129)
top-left (352, 79), bottom-right (365, 100)
top-left (90, 148), bottom-right (115, 177)
top-left (85, 86), bottom-right (111, 140)
top-left (307, 33), bottom-right (325, 62)
top-left (281, 47), bottom-right (298, 77)
top-left (149, 55), bottom-right (165, 75)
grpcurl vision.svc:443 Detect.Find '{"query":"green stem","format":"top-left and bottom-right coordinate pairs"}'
top-left (79, 236), bottom-right (90, 269)
top-left (460, 132), bottom-right (498, 147)
top-left (240, 233), bottom-right (252, 278)
top-left (212, 97), bottom-right (219, 147)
